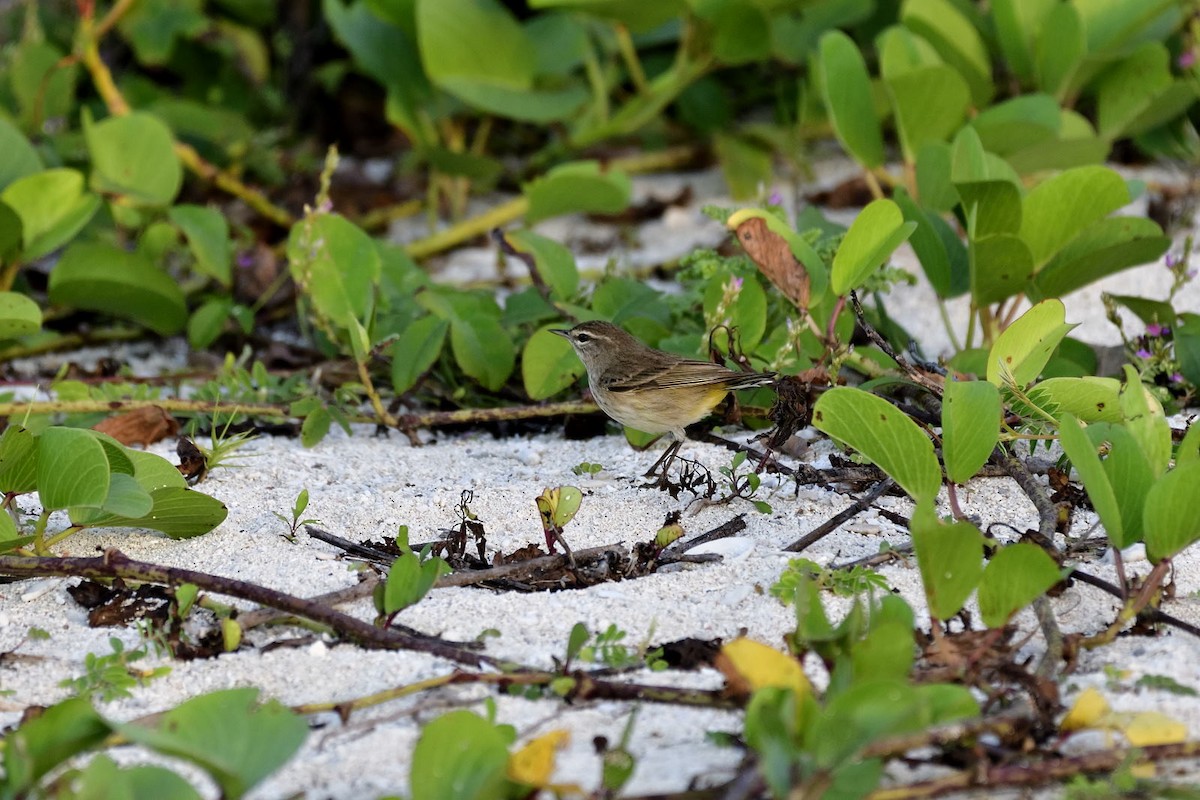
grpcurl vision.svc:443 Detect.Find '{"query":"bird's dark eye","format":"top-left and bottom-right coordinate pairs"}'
top-left (575, 333), bottom-right (591, 343)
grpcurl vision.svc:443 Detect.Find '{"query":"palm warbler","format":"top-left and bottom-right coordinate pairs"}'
top-left (553, 321), bottom-right (776, 479)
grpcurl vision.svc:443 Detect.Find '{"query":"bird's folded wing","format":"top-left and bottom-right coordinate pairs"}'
top-left (603, 359), bottom-right (741, 391)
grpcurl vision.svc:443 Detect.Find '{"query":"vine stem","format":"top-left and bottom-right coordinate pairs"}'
top-left (0, 549), bottom-right (499, 667)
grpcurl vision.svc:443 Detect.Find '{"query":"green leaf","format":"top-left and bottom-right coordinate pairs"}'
top-left (882, 55), bottom-right (970, 162)
top-left (37, 428), bottom-right (111, 511)
top-left (1018, 166), bottom-right (1129, 268)
top-left (392, 316), bottom-right (449, 395)
top-left (812, 387), bottom-right (941, 504)
top-left (831, 199), bottom-right (916, 295)
top-left (1099, 425), bottom-right (1155, 546)
top-left (914, 142), bottom-right (958, 213)
top-left (977, 543), bottom-right (1060, 627)
top-left (418, 0), bottom-right (583, 121)
top-left (1144, 463), bottom-right (1200, 563)
top-left (911, 501), bottom-right (984, 620)
top-left (1177, 313), bottom-right (1200, 386)
top-left (1119, 365), bottom-right (1170, 479)
top-left (86, 472), bottom-right (154, 519)
top-left (970, 233), bottom-right (1035, 306)
top-left (410, 710), bottom-right (512, 800)
top-left (703, 272), bottom-right (767, 353)
top-left (117, 0), bottom-right (207, 64)
top-left (10, 41), bottom-right (78, 132)
top-left (1059, 413), bottom-right (1125, 548)
top-left (1034, 2), bottom-right (1084, 98)
top-left (0, 169), bottom-right (102, 261)
top-left (78, 487), bottom-right (228, 539)
top-left (383, 551), bottom-right (450, 614)
top-left (115, 688), bottom-right (307, 800)
top-left (986, 299), bottom-right (1076, 387)
top-left (2, 697), bottom-right (110, 796)
top-left (72, 755), bottom-right (202, 800)
top-left (523, 161), bottom-right (631, 224)
top-left (991, 0), bottom-right (1056, 84)
top-left (970, 94), bottom-right (1060, 155)
top-left (941, 379), bottom-right (1001, 484)
top-left (287, 213), bottom-right (382, 329)
top-left (901, 0), bottom-right (993, 106)
top-left (0, 426), bottom-right (38, 494)
top-left (817, 30), bottom-right (885, 169)
top-left (1177, 422), bottom-right (1200, 468)
top-left (0, 117), bottom-right (42, 192)
top-left (49, 242), bottom-right (188, 335)
top-left (528, 0), bottom-right (686, 33)
top-left (1027, 377), bottom-right (1122, 424)
top-left (893, 189), bottom-right (967, 298)
top-left (84, 110), bottom-right (183, 206)
top-left (450, 317), bottom-right (515, 391)
top-left (502, 229), bottom-right (579, 301)
top-left (1028, 217), bottom-right (1169, 301)
top-left (126, 449), bottom-right (187, 491)
top-left (522, 325), bottom-right (586, 400)
top-left (0, 291), bottom-right (42, 339)
top-left (188, 297), bottom-right (234, 350)
top-left (169, 204), bottom-right (233, 286)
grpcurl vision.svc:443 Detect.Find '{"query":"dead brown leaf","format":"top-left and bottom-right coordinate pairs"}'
top-left (93, 406), bottom-right (179, 446)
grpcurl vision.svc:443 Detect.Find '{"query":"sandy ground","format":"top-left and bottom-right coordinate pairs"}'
top-left (2, 162), bottom-right (1199, 798)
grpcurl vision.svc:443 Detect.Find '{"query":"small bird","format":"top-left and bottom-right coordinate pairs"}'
top-left (552, 321), bottom-right (776, 481)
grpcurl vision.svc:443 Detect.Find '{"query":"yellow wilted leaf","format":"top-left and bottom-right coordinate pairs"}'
top-left (508, 729), bottom-right (570, 787)
top-left (716, 637), bottom-right (812, 697)
top-left (1121, 712), bottom-right (1188, 746)
top-left (1061, 688), bottom-right (1109, 731)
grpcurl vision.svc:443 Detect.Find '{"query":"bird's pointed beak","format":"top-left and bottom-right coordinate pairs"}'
top-left (550, 328), bottom-right (571, 339)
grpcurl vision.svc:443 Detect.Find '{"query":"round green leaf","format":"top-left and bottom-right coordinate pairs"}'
top-left (79, 487), bottom-right (227, 539)
top-left (37, 427), bottom-right (111, 511)
top-left (286, 213), bottom-right (382, 329)
top-left (911, 501), bottom-right (985, 621)
top-left (169, 204), bottom-right (232, 286)
top-left (986, 299), bottom-right (1075, 387)
top-left (503, 229), bottom-right (579, 301)
top-left (523, 161), bottom-right (631, 224)
top-left (391, 316), bottom-right (449, 395)
top-left (817, 31), bottom-right (885, 169)
top-left (941, 379), bottom-right (1001, 483)
top-left (0, 291), bottom-right (41, 339)
top-left (522, 325), bottom-right (585, 400)
top-left (1026, 376), bottom-right (1122, 424)
top-left (114, 688), bottom-right (306, 798)
top-left (1144, 463), bottom-right (1200, 563)
top-left (49, 242), bottom-right (188, 335)
top-left (0, 169), bottom-right (102, 261)
top-left (901, 0), bottom-right (993, 106)
top-left (977, 542), bottom-right (1060, 628)
top-left (1018, 165), bottom-right (1129, 268)
top-left (84, 110), bottom-right (182, 206)
top-left (450, 317), bottom-right (515, 391)
top-left (0, 116), bottom-right (42, 192)
top-left (812, 387), bottom-right (942, 504)
top-left (188, 297), bottom-right (234, 350)
top-left (1029, 216), bottom-right (1169, 301)
top-left (831, 199), bottom-right (916, 295)
top-left (411, 710), bottom-right (511, 800)
top-left (884, 65), bottom-right (971, 163)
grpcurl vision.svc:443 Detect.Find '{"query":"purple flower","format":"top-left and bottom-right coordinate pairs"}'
top-left (1188, 269), bottom-right (1198, 281)
top-left (768, 191), bottom-right (783, 206)
top-left (236, 250), bottom-right (256, 268)
top-left (1171, 372), bottom-right (1186, 384)
top-left (1146, 323), bottom-right (1167, 337)
top-left (730, 277), bottom-right (743, 291)
top-left (1165, 253), bottom-right (1181, 268)
top-left (1179, 50), bottom-right (1196, 69)
top-left (1136, 348), bottom-right (1153, 359)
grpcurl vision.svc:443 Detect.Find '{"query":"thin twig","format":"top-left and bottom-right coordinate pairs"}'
top-left (0, 550), bottom-right (499, 667)
top-left (784, 479), bottom-right (895, 552)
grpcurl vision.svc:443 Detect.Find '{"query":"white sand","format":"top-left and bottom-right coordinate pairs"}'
top-left (3, 163), bottom-right (1200, 797)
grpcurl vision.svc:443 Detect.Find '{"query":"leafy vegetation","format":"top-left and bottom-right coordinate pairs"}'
top-left (1, 0), bottom-right (1200, 797)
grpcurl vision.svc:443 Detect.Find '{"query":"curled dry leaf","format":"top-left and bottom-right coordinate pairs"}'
top-left (93, 406), bottom-right (179, 446)
top-left (732, 215), bottom-right (810, 310)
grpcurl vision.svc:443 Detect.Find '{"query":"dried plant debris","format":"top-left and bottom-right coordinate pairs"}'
top-left (67, 579), bottom-right (173, 629)
top-left (92, 406), bottom-right (180, 446)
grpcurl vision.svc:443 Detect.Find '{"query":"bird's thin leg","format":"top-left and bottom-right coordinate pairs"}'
top-left (644, 438), bottom-right (683, 482)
